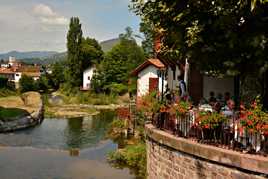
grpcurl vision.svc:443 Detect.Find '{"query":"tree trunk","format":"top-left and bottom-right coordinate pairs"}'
top-left (263, 71), bottom-right (268, 110)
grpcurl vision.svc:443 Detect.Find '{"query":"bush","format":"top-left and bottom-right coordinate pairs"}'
top-left (105, 83), bottom-right (128, 95)
top-left (0, 77), bottom-right (8, 88)
top-left (19, 75), bottom-right (37, 93)
top-left (0, 88), bottom-right (17, 97)
top-left (108, 142), bottom-right (146, 178)
top-left (36, 76), bottom-right (51, 92)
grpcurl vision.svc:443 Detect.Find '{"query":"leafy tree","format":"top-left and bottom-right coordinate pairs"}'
top-left (80, 37), bottom-right (104, 70)
top-left (66, 17), bottom-right (83, 87)
top-left (131, 0), bottom-right (268, 105)
top-left (36, 76), bottom-right (51, 92)
top-left (139, 21), bottom-right (155, 58)
top-left (0, 77), bottom-right (8, 88)
top-left (19, 75), bottom-right (37, 93)
top-left (51, 61), bottom-right (66, 89)
top-left (92, 27), bottom-right (145, 93)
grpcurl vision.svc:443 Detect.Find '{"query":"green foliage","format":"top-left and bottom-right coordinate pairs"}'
top-left (36, 75), bottom-right (51, 92)
top-left (197, 111), bottom-right (227, 129)
top-left (0, 88), bottom-right (17, 97)
top-left (92, 27), bottom-right (145, 93)
top-left (65, 17), bottom-right (83, 87)
top-left (58, 87), bottom-right (118, 105)
top-left (130, 0), bottom-right (268, 77)
top-left (81, 37), bottom-right (104, 69)
top-left (51, 61), bottom-right (66, 89)
top-left (108, 142), bottom-right (147, 178)
top-left (139, 91), bottom-right (161, 116)
top-left (139, 20), bottom-right (155, 57)
top-left (19, 75), bottom-right (37, 93)
top-left (0, 107), bottom-right (28, 121)
top-left (109, 118), bottom-right (126, 129)
top-left (0, 77), bottom-right (8, 88)
top-left (105, 83), bottom-right (128, 95)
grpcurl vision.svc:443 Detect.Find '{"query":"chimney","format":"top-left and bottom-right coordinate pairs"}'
top-left (154, 34), bottom-right (162, 57)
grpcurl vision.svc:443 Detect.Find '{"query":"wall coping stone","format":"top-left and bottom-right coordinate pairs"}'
top-left (145, 124), bottom-right (268, 175)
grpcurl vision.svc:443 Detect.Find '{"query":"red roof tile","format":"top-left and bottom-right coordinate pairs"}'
top-left (132, 58), bottom-right (166, 76)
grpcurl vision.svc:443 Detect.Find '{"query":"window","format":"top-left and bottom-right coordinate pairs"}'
top-left (15, 74), bottom-right (20, 77)
top-left (88, 76), bottom-right (91, 80)
top-left (173, 70), bottom-right (176, 80)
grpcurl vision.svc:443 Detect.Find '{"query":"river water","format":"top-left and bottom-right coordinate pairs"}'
top-left (0, 111), bottom-right (135, 179)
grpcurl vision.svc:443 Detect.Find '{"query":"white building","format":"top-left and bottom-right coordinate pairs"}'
top-left (82, 66), bottom-right (96, 90)
top-left (132, 59), bottom-right (183, 99)
top-left (132, 59), bottom-right (165, 98)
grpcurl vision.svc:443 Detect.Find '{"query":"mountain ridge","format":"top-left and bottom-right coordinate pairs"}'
top-left (0, 38), bottom-right (120, 64)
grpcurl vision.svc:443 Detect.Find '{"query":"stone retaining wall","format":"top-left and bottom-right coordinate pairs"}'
top-left (146, 124), bottom-right (268, 179)
top-left (0, 95), bottom-right (44, 133)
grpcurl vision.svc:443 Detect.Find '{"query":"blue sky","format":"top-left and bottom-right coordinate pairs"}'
top-left (0, 0), bottom-right (141, 53)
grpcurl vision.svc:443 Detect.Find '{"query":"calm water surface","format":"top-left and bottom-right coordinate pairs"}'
top-left (0, 111), bottom-right (135, 179)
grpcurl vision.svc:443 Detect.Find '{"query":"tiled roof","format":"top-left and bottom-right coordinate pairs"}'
top-left (132, 58), bottom-right (166, 76)
top-left (148, 59), bottom-right (165, 68)
top-left (0, 68), bottom-right (16, 74)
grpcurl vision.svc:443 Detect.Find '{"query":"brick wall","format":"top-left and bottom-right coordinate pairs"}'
top-left (147, 139), bottom-right (266, 179)
top-left (145, 124), bottom-right (268, 179)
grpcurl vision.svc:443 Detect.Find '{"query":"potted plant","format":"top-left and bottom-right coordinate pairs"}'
top-left (196, 111), bottom-right (227, 141)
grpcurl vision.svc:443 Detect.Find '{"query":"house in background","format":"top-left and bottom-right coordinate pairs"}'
top-left (132, 57), bottom-right (235, 105)
top-left (82, 66), bottom-right (96, 91)
top-left (132, 58), bottom-right (182, 106)
top-left (0, 57), bottom-right (41, 88)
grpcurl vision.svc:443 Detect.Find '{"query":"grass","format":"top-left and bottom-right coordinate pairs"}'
top-left (44, 105), bottom-right (98, 118)
top-left (0, 107), bottom-right (28, 121)
top-left (108, 142), bottom-right (147, 178)
top-left (55, 89), bottom-right (120, 105)
top-left (0, 91), bottom-right (41, 118)
top-left (0, 88), bottom-right (17, 98)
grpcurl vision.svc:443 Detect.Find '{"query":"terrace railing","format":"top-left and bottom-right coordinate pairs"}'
top-left (152, 110), bottom-right (268, 155)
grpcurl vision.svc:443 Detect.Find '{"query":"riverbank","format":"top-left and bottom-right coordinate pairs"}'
top-left (0, 92), bottom-right (44, 133)
top-left (106, 119), bottom-right (147, 179)
top-left (44, 92), bottom-right (129, 118)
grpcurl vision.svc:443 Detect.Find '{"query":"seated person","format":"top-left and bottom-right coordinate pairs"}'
top-left (209, 91), bottom-right (217, 106)
top-left (222, 99), bottom-right (235, 118)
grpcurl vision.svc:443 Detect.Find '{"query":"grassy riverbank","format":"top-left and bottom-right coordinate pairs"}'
top-left (107, 119), bottom-right (147, 178)
top-left (43, 91), bottom-right (129, 118)
top-left (0, 107), bottom-right (28, 122)
top-left (0, 92), bottom-right (42, 122)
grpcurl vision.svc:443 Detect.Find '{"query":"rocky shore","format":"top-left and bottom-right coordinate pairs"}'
top-left (0, 92), bottom-right (44, 133)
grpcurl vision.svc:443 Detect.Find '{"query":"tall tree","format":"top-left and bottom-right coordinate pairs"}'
top-left (131, 0), bottom-right (268, 104)
top-left (92, 27), bottom-right (145, 92)
top-left (66, 17), bottom-right (83, 87)
top-left (80, 37), bottom-right (104, 70)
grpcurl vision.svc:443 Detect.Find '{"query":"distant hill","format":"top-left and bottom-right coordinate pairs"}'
top-left (100, 38), bottom-right (120, 52)
top-left (0, 51), bottom-right (58, 60)
top-left (0, 38), bottom-right (120, 65)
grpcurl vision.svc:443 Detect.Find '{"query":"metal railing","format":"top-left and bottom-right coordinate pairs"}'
top-left (152, 110), bottom-right (268, 155)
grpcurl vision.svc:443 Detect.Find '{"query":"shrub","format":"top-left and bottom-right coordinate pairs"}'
top-left (239, 99), bottom-right (268, 135)
top-left (108, 142), bottom-right (146, 178)
top-left (19, 75), bottom-right (37, 93)
top-left (105, 83), bottom-right (128, 95)
top-left (0, 76), bottom-right (8, 88)
top-left (196, 111), bottom-right (227, 129)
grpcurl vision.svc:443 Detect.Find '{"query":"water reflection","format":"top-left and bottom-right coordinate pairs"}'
top-left (0, 110), bottom-right (116, 150)
top-left (0, 110), bottom-right (135, 179)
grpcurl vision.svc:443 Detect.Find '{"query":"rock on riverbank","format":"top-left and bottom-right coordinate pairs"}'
top-left (0, 92), bottom-right (44, 133)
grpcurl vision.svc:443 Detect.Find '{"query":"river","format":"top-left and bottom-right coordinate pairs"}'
top-left (0, 111), bottom-right (135, 179)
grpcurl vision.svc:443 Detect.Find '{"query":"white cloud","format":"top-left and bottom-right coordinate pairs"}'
top-left (33, 4), bottom-right (56, 17)
top-left (33, 4), bottom-right (68, 26)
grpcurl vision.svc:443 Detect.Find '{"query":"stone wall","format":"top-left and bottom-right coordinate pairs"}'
top-left (146, 124), bottom-right (268, 179)
top-left (0, 93), bottom-right (44, 133)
